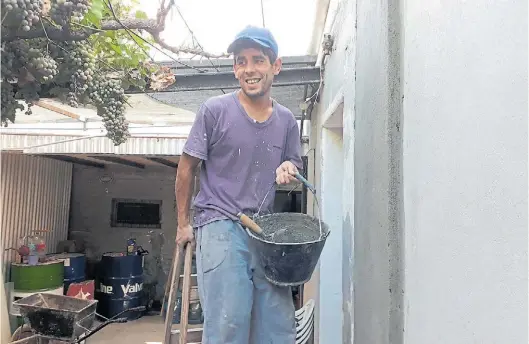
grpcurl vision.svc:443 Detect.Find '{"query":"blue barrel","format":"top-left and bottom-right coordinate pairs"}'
top-left (47, 253), bottom-right (86, 293)
top-left (95, 253), bottom-right (144, 320)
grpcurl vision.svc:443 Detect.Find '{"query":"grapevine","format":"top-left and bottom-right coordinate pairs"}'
top-left (0, 0), bottom-right (192, 146)
top-left (50, 0), bottom-right (92, 26)
top-left (0, 1), bottom-right (133, 145)
top-left (1, 0), bottom-right (43, 32)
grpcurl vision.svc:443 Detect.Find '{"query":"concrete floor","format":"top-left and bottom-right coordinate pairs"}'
top-left (90, 315), bottom-right (165, 344)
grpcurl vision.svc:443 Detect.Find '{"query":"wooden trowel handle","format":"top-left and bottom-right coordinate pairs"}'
top-left (237, 212), bottom-right (263, 234)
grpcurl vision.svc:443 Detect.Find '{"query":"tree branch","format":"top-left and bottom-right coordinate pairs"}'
top-left (148, 31), bottom-right (228, 58)
top-left (2, 18), bottom-right (158, 41)
top-left (146, 0), bottom-right (228, 58)
top-left (2, 0), bottom-right (229, 59)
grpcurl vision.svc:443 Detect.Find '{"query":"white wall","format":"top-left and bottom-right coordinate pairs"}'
top-left (69, 164), bottom-right (177, 300)
top-left (318, 125), bottom-right (344, 344)
top-left (402, 0), bottom-right (528, 343)
top-left (308, 0), bottom-right (357, 342)
top-left (315, 0), bottom-right (527, 343)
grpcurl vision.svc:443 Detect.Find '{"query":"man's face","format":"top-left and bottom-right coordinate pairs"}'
top-left (233, 47), bottom-right (282, 99)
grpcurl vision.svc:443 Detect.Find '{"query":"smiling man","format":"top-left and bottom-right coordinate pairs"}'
top-left (175, 26), bottom-right (303, 343)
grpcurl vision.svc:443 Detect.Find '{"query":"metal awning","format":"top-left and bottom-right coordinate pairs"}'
top-left (128, 67), bottom-right (321, 93)
top-left (1, 134), bottom-right (187, 156)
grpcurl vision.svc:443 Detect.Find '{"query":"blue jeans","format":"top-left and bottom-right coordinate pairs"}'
top-left (195, 219), bottom-right (296, 344)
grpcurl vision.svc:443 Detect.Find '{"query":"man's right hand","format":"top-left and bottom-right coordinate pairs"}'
top-left (176, 223), bottom-right (195, 246)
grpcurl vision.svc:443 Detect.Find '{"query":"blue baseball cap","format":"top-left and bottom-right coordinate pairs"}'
top-left (227, 25), bottom-right (279, 57)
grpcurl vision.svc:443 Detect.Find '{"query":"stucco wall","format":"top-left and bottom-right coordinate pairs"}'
top-left (309, 0), bottom-right (357, 342)
top-left (69, 164), bottom-right (177, 300)
top-left (353, 0), bottom-right (405, 343)
top-left (315, 0), bottom-right (527, 343)
top-left (401, 0), bottom-right (528, 342)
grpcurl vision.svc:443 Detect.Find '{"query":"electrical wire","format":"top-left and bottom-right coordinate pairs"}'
top-left (103, 0), bottom-right (208, 73)
top-left (103, 0), bottom-right (229, 104)
top-left (174, 5), bottom-right (227, 94)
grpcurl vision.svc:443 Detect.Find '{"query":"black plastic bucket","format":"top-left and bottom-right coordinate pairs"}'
top-left (246, 212), bottom-right (330, 287)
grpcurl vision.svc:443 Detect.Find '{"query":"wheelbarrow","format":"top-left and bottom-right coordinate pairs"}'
top-left (11, 292), bottom-right (145, 343)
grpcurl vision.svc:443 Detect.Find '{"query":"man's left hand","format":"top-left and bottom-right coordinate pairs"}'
top-left (276, 161), bottom-right (298, 185)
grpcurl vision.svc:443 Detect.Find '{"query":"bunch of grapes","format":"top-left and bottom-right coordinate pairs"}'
top-left (66, 41), bottom-right (95, 88)
top-left (50, 0), bottom-right (92, 25)
top-left (1, 44), bottom-right (17, 80)
top-left (1, 82), bottom-right (24, 125)
top-left (88, 76), bottom-right (129, 145)
top-left (1, 10), bottom-right (130, 146)
top-left (4, 39), bottom-right (58, 83)
top-left (16, 81), bottom-right (40, 115)
top-left (1, 41), bottom-right (40, 118)
top-left (52, 40), bottom-right (95, 107)
top-left (1, 0), bottom-right (43, 31)
top-left (27, 47), bottom-right (59, 83)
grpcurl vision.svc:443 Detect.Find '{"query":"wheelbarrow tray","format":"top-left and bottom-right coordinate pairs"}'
top-left (10, 334), bottom-right (79, 344)
top-left (13, 293), bottom-right (97, 341)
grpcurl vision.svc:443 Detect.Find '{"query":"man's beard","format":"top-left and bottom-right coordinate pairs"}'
top-left (242, 82), bottom-right (271, 99)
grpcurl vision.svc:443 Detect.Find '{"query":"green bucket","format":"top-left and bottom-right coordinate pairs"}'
top-left (11, 261), bottom-right (64, 291)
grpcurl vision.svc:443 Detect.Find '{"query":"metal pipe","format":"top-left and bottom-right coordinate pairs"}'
top-left (21, 134), bottom-right (107, 150)
top-left (315, 0), bottom-right (340, 67)
top-left (307, 0), bottom-right (332, 55)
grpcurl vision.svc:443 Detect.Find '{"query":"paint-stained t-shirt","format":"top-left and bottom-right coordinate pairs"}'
top-left (183, 91), bottom-right (303, 228)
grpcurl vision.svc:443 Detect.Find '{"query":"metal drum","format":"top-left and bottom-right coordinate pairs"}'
top-left (47, 253), bottom-right (86, 294)
top-left (95, 253), bottom-right (144, 320)
top-left (11, 261), bottom-right (64, 292)
top-left (10, 261), bottom-right (65, 326)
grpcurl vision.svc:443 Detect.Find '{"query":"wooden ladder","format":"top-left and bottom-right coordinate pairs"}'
top-left (163, 243), bottom-right (203, 344)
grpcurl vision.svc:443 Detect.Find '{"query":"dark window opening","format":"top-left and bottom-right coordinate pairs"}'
top-left (273, 191), bottom-right (302, 213)
top-left (111, 199), bottom-right (162, 228)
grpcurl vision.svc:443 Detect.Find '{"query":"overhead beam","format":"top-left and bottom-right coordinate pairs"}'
top-left (146, 157), bottom-right (178, 168)
top-left (35, 100), bottom-right (83, 121)
top-left (41, 154), bottom-right (105, 169)
top-left (126, 67), bottom-right (321, 93)
top-left (88, 155), bottom-right (145, 169)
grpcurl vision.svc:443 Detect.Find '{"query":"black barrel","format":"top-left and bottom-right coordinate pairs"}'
top-left (95, 253), bottom-right (144, 320)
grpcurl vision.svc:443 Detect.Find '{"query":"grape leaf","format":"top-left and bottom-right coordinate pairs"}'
top-left (135, 10), bottom-right (148, 19)
top-left (87, 0), bottom-right (105, 23)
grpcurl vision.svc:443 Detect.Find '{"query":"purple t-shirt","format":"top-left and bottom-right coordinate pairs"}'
top-left (183, 91), bottom-right (303, 228)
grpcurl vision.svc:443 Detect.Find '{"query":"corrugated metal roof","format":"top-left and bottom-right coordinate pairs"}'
top-left (1, 134), bottom-right (188, 155)
top-left (10, 95), bottom-right (196, 125)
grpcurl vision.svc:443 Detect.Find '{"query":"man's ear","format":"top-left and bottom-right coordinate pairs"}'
top-left (233, 59), bottom-right (240, 79)
top-left (273, 57), bottom-right (282, 76)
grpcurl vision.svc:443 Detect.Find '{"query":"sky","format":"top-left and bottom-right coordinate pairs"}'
top-left (138, 0), bottom-right (318, 61)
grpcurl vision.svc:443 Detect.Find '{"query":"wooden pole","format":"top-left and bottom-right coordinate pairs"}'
top-left (163, 244), bottom-right (183, 344)
top-left (179, 243), bottom-right (193, 344)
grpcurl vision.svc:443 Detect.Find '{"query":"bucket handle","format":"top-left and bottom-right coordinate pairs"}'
top-left (255, 173), bottom-right (324, 240)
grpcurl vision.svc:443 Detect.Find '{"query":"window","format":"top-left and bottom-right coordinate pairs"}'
top-left (111, 198), bottom-right (162, 228)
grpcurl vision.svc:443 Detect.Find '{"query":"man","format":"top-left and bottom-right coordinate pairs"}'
top-left (175, 25), bottom-right (303, 344)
